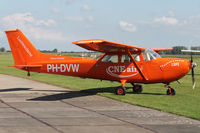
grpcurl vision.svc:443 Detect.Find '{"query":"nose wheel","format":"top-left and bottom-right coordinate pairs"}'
top-left (166, 85), bottom-right (176, 95)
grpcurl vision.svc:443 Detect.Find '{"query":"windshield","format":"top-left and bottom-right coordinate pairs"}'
top-left (143, 48), bottom-right (161, 61)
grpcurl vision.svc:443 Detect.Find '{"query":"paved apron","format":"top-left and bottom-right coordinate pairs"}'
top-left (0, 74), bottom-right (200, 133)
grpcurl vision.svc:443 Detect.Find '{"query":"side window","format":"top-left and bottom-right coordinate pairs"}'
top-left (142, 51), bottom-right (155, 61)
top-left (121, 54), bottom-right (130, 63)
top-left (101, 55), bottom-right (118, 63)
top-left (121, 54), bottom-right (140, 63)
top-left (142, 48), bottom-right (160, 61)
top-left (132, 54), bottom-right (140, 62)
top-left (142, 52), bottom-right (149, 61)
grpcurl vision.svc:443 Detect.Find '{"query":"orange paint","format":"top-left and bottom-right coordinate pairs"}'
top-left (5, 29), bottom-right (191, 95)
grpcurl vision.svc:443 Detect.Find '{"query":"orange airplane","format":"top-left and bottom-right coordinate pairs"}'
top-left (5, 29), bottom-right (196, 95)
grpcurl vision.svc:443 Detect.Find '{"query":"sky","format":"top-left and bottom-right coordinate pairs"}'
top-left (1, 0), bottom-right (200, 51)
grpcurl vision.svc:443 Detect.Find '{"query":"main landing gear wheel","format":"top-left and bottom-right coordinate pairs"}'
top-left (115, 86), bottom-right (126, 95)
top-left (166, 88), bottom-right (176, 96)
top-left (132, 84), bottom-right (143, 94)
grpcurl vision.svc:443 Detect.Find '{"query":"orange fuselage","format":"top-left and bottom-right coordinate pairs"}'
top-left (5, 29), bottom-right (191, 85)
top-left (24, 55), bottom-right (191, 84)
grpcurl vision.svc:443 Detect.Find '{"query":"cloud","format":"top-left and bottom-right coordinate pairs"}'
top-left (28, 27), bottom-right (67, 42)
top-left (1, 13), bottom-right (67, 42)
top-left (82, 4), bottom-right (91, 11)
top-left (88, 16), bottom-right (94, 22)
top-left (154, 16), bottom-right (178, 25)
top-left (51, 8), bottom-right (60, 14)
top-left (135, 11), bottom-right (178, 26)
top-left (182, 14), bottom-right (200, 25)
top-left (119, 21), bottom-right (136, 32)
top-left (168, 11), bottom-right (175, 17)
top-left (176, 14), bottom-right (200, 32)
top-left (66, 0), bottom-right (75, 5)
top-left (35, 19), bottom-right (56, 26)
top-left (65, 16), bottom-right (84, 22)
top-left (2, 13), bottom-right (34, 27)
top-left (65, 16), bottom-right (94, 22)
top-left (2, 13), bottom-right (56, 27)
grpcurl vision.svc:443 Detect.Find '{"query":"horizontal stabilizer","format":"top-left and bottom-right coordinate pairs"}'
top-left (6, 65), bottom-right (42, 68)
top-left (181, 50), bottom-right (200, 53)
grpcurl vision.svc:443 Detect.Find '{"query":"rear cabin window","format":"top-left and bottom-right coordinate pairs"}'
top-left (121, 54), bottom-right (140, 63)
top-left (101, 55), bottom-right (118, 63)
top-left (101, 54), bottom-right (140, 63)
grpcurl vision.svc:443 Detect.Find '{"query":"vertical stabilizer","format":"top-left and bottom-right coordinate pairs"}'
top-left (5, 29), bottom-right (41, 65)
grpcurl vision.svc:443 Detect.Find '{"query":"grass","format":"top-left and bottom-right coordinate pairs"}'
top-left (0, 52), bottom-right (200, 120)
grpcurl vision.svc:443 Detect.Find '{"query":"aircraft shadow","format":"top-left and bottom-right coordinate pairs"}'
top-left (0, 88), bottom-right (32, 92)
top-left (29, 87), bottom-right (165, 101)
top-left (28, 91), bottom-right (96, 101)
top-left (83, 87), bottom-right (165, 95)
top-left (80, 87), bottom-right (116, 94)
top-left (137, 92), bottom-right (165, 95)
top-left (28, 87), bottom-right (116, 101)
top-left (0, 87), bottom-right (165, 101)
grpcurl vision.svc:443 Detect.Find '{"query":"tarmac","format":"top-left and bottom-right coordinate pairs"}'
top-left (0, 74), bottom-right (200, 133)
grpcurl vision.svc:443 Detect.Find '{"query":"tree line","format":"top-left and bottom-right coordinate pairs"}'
top-left (163, 46), bottom-right (200, 55)
top-left (0, 47), bottom-right (6, 52)
top-left (1, 46), bottom-right (200, 55)
top-left (0, 47), bottom-right (58, 53)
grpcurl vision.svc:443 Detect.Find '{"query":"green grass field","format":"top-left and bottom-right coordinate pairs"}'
top-left (0, 52), bottom-right (200, 120)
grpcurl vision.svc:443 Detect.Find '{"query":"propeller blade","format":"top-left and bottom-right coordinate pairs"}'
top-left (191, 53), bottom-right (196, 89)
top-left (191, 67), bottom-right (195, 89)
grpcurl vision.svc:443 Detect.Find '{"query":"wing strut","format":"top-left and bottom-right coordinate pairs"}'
top-left (127, 50), bottom-right (148, 81)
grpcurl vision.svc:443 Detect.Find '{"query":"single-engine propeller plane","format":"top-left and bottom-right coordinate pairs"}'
top-left (5, 29), bottom-right (197, 95)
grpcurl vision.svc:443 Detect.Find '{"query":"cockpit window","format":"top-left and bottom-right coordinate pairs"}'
top-left (101, 55), bottom-right (118, 63)
top-left (142, 48), bottom-right (161, 61)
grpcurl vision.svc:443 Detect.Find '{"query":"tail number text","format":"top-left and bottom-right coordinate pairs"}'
top-left (47, 64), bottom-right (79, 72)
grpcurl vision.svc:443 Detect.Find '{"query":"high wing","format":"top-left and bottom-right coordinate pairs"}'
top-left (72, 39), bottom-right (145, 53)
top-left (151, 48), bottom-right (173, 52)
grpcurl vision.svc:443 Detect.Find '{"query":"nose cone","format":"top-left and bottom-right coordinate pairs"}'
top-left (180, 59), bottom-right (191, 76)
top-left (161, 58), bottom-right (191, 82)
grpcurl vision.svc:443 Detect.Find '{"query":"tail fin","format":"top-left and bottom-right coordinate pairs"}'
top-left (5, 29), bottom-right (41, 65)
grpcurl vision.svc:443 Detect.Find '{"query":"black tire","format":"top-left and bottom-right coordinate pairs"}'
top-left (166, 88), bottom-right (176, 95)
top-left (115, 86), bottom-right (126, 95)
top-left (133, 84), bottom-right (143, 94)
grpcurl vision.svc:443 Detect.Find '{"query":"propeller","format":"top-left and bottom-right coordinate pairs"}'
top-left (181, 50), bottom-right (199, 89)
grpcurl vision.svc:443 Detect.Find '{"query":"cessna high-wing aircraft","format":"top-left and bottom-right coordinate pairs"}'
top-left (5, 29), bottom-right (196, 95)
